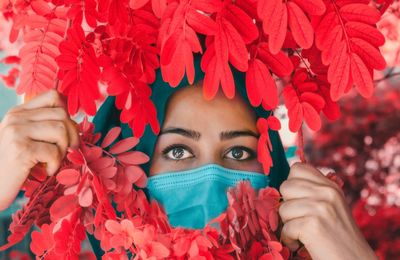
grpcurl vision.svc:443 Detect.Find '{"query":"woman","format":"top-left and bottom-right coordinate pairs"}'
top-left (0, 55), bottom-right (377, 259)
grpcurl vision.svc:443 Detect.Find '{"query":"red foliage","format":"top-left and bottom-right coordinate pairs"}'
top-left (56, 25), bottom-right (101, 116)
top-left (0, 0), bottom-right (392, 141)
top-left (0, 117), bottom-right (346, 259)
top-left (0, 0), bottom-right (397, 258)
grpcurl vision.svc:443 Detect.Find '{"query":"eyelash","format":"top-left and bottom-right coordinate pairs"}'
top-left (161, 144), bottom-right (194, 161)
top-left (226, 146), bottom-right (256, 161)
top-left (161, 144), bottom-right (256, 161)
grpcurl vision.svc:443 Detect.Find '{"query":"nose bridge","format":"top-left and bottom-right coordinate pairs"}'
top-left (197, 134), bottom-right (224, 167)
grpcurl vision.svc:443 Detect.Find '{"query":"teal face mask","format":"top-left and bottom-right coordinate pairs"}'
top-left (146, 163), bottom-right (270, 229)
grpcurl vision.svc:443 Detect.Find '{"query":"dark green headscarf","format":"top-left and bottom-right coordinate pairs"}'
top-left (89, 54), bottom-right (289, 258)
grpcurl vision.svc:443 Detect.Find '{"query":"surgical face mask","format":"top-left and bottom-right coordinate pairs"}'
top-left (146, 163), bottom-right (270, 229)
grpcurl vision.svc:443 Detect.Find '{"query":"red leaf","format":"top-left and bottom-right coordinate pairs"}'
top-left (152, 0), bottom-right (167, 18)
top-left (318, 25), bottom-right (343, 56)
top-left (223, 4), bottom-right (259, 44)
top-left (125, 166), bottom-right (146, 183)
top-left (267, 116), bottom-right (281, 131)
top-left (186, 7), bottom-right (218, 35)
top-left (340, 4), bottom-right (381, 25)
top-left (297, 82), bottom-right (318, 92)
top-left (31, 0), bottom-right (52, 16)
top-left (288, 102), bottom-right (303, 132)
top-left (101, 127), bottom-right (122, 148)
top-left (266, 2), bottom-right (287, 54)
top-left (221, 18), bottom-right (248, 72)
top-left (291, 0), bottom-right (326, 16)
top-left (109, 137), bottom-right (139, 154)
top-left (78, 187), bottom-right (93, 207)
top-left (56, 169), bottom-right (80, 186)
top-left (350, 52), bottom-right (374, 98)
top-left (203, 57), bottom-right (220, 100)
top-left (257, 43), bottom-right (293, 77)
top-left (327, 41), bottom-right (350, 101)
top-left (350, 37), bottom-right (386, 70)
top-left (320, 85), bottom-right (341, 121)
top-left (30, 224), bottom-right (54, 256)
top-left (50, 195), bottom-right (78, 221)
top-left (302, 102), bottom-right (322, 131)
top-left (246, 59), bottom-right (278, 109)
top-left (117, 151), bottom-right (149, 165)
top-left (258, 0), bottom-right (281, 33)
top-left (287, 1), bottom-right (314, 49)
top-left (1, 55), bottom-right (21, 64)
top-left (191, 0), bottom-right (222, 13)
top-left (300, 92), bottom-right (326, 111)
top-left (129, 0), bottom-right (149, 9)
top-left (315, 12), bottom-right (338, 50)
top-left (345, 22), bottom-right (385, 47)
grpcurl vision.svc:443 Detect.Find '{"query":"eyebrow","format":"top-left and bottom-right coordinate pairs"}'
top-left (160, 127), bottom-right (201, 141)
top-left (220, 130), bottom-right (259, 141)
top-left (159, 127), bottom-right (259, 141)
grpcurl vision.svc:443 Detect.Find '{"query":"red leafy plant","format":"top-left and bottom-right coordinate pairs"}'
top-left (0, 117), bottom-right (318, 259)
top-left (0, 118), bottom-right (148, 257)
top-left (0, 0), bottom-right (394, 155)
top-left (0, 0), bottom-right (394, 258)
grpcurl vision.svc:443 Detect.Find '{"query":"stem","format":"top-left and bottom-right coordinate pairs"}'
top-left (298, 125), bottom-right (307, 163)
top-left (374, 71), bottom-right (400, 83)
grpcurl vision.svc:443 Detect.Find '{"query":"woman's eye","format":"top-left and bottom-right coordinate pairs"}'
top-left (163, 146), bottom-right (194, 160)
top-left (224, 146), bottom-right (255, 161)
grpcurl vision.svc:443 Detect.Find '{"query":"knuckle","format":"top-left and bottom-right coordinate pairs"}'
top-left (305, 215), bottom-right (323, 232)
top-left (279, 180), bottom-right (290, 195)
top-left (55, 107), bottom-right (68, 120)
top-left (47, 89), bottom-right (60, 100)
top-left (278, 202), bottom-right (286, 217)
top-left (289, 162), bottom-right (305, 177)
top-left (4, 124), bottom-right (21, 137)
top-left (2, 112), bottom-right (17, 125)
top-left (53, 121), bottom-right (66, 132)
top-left (13, 138), bottom-right (29, 152)
top-left (323, 186), bottom-right (340, 202)
top-left (315, 201), bottom-right (335, 218)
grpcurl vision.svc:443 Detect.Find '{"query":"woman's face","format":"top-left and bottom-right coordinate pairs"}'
top-left (149, 84), bottom-right (263, 176)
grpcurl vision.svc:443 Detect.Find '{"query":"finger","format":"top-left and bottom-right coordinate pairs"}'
top-left (21, 108), bottom-right (80, 149)
top-left (65, 119), bottom-right (80, 149)
top-left (288, 162), bottom-right (331, 185)
top-left (31, 141), bottom-right (63, 176)
top-left (279, 198), bottom-right (326, 223)
top-left (24, 121), bottom-right (69, 158)
top-left (8, 108), bottom-right (80, 149)
top-left (281, 217), bottom-right (304, 252)
top-left (5, 107), bottom-right (70, 125)
top-left (279, 178), bottom-right (322, 200)
top-left (16, 89), bottom-right (65, 111)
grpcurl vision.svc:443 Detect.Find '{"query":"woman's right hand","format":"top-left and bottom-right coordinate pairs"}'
top-left (0, 90), bottom-right (79, 211)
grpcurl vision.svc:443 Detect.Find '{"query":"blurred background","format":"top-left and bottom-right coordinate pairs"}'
top-left (0, 2), bottom-right (399, 260)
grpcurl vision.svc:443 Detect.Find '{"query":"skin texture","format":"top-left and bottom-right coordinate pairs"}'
top-left (0, 88), bottom-right (377, 259)
top-left (0, 90), bottom-right (79, 211)
top-left (149, 83), bottom-right (263, 175)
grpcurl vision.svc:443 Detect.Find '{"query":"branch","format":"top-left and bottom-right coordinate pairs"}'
top-left (374, 71), bottom-right (400, 83)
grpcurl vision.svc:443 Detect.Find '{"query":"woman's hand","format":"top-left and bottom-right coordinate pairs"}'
top-left (279, 162), bottom-right (377, 260)
top-left (0, 90), bottom-right (79, 211)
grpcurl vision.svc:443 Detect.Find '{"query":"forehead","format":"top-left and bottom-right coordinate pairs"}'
top-left (162, 85), bottom-right (258, 131)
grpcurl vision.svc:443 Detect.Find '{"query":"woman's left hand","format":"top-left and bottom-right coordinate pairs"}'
top-left (278, 162), bottom-right (377, 260)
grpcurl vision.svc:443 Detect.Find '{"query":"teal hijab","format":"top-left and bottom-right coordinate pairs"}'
top-left (89, 54), bottom-right (289, 258)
